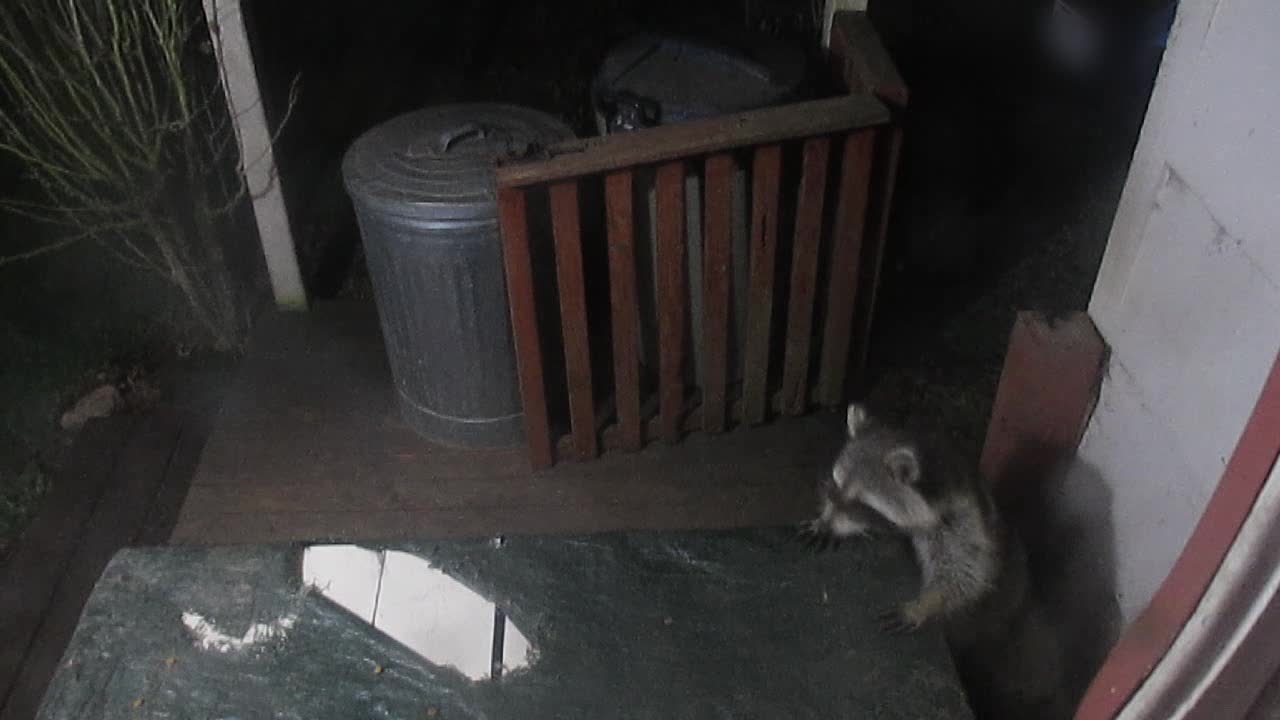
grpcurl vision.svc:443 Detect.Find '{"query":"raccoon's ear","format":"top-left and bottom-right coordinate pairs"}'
top-left (846, 404), bottom-right (869, 436)
top-left (884, 446), bottom-right (922, 485)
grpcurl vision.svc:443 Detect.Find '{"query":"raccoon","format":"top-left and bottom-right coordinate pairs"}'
top-left (803, 404), bottom-right (1069, 719)
top-left (598, 90), bottom-right (661, 133)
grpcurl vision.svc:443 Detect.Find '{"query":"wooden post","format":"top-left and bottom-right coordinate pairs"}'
top-left (202, 0), bottom-right (307, 310)
top-left (979, 312), bottom-right (1107, 496)
top-left (821, 0), bottom-right (870, 49)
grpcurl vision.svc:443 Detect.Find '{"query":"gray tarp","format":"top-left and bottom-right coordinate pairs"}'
top-left (38, 528), bottom-right (972, 719)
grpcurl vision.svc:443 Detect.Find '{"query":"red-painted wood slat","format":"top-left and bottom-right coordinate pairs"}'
top-left (701, 154), bottom-right (735, 433)
top-left (497, 187), bottom-right (554, 468)
top-left (604, 170), bottom-right (643, 451)
top-left (655, 161), bottom-right (687, 443)
top-left (780, 137), bottom-right (832, 415)
top-left (817, 129), bottom-right (876, 406)
top-left (741, 144), bottom-right (783, 425)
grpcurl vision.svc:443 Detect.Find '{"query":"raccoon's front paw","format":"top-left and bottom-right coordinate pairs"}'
top-left (794, 519), bottom-right (841, 552)
top-left (879, 591), bottom-right (945, 634)
top-left (796, 518), bottom-right (822, 537)
top-left (878, 606), bottom-right (917, 634)
top-left (878, 602), bottom-right (930, 634)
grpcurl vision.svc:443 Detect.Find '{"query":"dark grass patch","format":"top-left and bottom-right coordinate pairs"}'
top-left (0, 218), bottom-right (196, 556)
top-left (0, 462), bottom-right (48, 561)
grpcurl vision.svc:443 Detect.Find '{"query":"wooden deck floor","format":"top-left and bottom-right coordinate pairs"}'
top-left (171, 302), bottom-right (840, 545)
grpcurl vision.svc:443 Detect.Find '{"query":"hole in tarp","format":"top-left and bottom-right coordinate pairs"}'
top-left (301, 544), bottom-right (534, 681)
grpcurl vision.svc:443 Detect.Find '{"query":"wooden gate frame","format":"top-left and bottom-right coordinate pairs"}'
top-left (495, 12), bottom-right (907, 469)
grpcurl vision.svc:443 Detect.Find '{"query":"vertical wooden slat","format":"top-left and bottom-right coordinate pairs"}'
top-left (741, 144), bottom-right (783, 425)
top-left (497, 187), bottom-right (554, 468)
top-left (850, 127), bottom-right (904, 389)
top-left (605, 170), bottom-right (643, 451)
top-left (701, 154), bottom-right (734, 433)
top-left (780, 136), bottom-right (832, 416)
top-left (655, 161), bottom-right (687, 443)
top-left (549, 181), bottom-right (597, 460)
top-left (818, 129), bottom-right (877, 406)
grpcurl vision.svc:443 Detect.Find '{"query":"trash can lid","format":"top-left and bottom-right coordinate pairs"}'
top-left (593, 34), bottom-right (808, 126)
top-left (342, 104), bottom-right (574, 222)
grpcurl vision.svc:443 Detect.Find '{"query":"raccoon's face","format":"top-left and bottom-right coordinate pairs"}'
top-left (602, 91), bottom-right (660, 133)
top-left (815, 405), bottom-right (939, 537)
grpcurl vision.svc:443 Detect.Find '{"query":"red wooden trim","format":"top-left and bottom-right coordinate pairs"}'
top-left (817, 129), bottom-right (876, 407)
top-left (655, 161), bottom-right (687, 444)
top-left (497, 187), bottom-right (554, 468)
top-left (850, 126), bottom-right (903, 390)
top-left (496, 95), bottom-right (888, 188)
top-left (701, 154), bottom-right (735, 433)
top-left (549, 181), bottom-right (598, 460)
top-left (781, 136), bottom-right (832, 416)
top-left (742, 144), bottom-right (783, 426)
top-left (1077, 351), bottom-right (1280, 719)
top-left (605, 170), bottom-right (643, 452)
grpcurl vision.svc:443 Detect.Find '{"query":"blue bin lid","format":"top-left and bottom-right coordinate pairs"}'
top-left (342, 104), bottom-right (573, 222)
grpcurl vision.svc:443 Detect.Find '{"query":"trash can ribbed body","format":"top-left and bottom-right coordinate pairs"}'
top-left (343, 104), bottom-right (573, 447)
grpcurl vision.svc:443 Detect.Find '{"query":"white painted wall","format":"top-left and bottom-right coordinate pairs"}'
top-left (1080, 0), bottom-right (1280, 623)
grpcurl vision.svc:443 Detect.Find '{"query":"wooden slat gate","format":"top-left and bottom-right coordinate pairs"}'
top-left (497, 11), bottom-right (906, 469)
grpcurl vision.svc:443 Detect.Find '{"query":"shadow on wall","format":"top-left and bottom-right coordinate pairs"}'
top-left (1000, 450), bottom-right (1121, 712)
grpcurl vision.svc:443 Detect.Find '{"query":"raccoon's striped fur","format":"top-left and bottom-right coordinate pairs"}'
top-left (805, 404), bottom-right (1069, 719)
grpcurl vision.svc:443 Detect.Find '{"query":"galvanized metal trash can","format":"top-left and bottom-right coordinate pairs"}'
top-left (343, 104), bottom-right (573, 448)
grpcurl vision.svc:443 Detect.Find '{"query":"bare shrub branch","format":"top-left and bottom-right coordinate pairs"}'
top-left (0, 0), bottom-right (297, 351)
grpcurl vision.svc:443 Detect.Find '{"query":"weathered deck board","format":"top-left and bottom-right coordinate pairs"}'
top-left (0, 410), bottom-right (201, 720)
top-left (0, 419), bottom-right (133, 715)
top-left (137, 410), bottom-right (215, 546)
top-left (172, 303), bottom-right (842, 546)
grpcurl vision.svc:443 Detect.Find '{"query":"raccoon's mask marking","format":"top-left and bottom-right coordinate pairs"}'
top-left (825, 404), bottom-right (939, 534)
